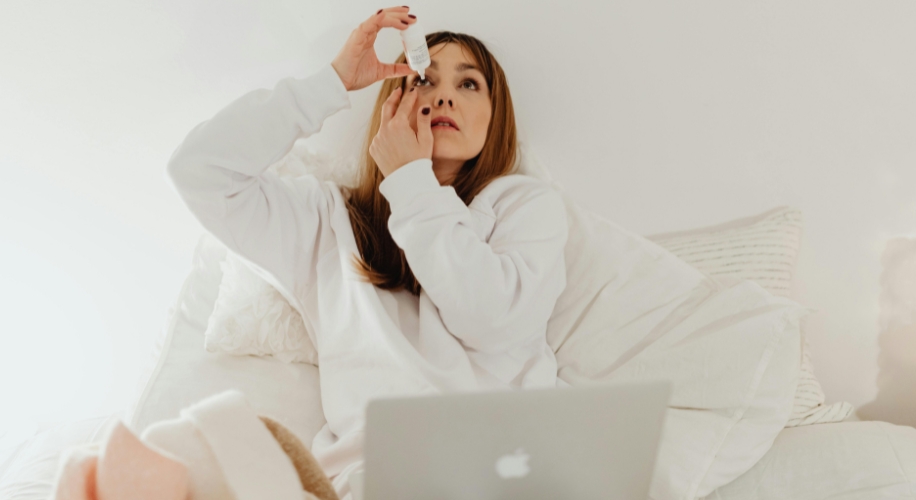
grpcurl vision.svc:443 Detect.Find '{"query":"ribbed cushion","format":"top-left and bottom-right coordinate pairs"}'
top-left (647, 207), bottom-right (854, 427)
top-left (647, 207), bottom-right (802, 297)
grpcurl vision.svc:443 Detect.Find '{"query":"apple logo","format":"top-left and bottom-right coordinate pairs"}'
top-left (495, 447), bottom-right (531, 479)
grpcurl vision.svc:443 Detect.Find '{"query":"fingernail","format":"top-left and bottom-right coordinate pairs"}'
top-left (402, 5), bottom-right (409, 8)
top-left (401, 20), bottom-right (408, 25)
top-left (409, 87), bottom-right (414, 92)
top-left (377, 9), bottom-right (382, 14)
top-left (422, 107), bottom-right (430, 115)
top-left (408, 14), bottom-right (416, 18)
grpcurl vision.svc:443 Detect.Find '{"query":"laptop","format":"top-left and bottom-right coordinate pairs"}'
top-left (353, 380), bottom-right (672, 500)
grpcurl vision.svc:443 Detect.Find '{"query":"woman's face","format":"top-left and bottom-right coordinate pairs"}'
top-left (405, 42), bottom-right (492, 184)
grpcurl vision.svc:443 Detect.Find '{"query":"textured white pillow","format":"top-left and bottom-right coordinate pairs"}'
top-left (645, 206), bottom-right (803, 297)
top-left (205, 253), bottom-right (318, 365)
top-left (646, 207), bottom-right (855, 427)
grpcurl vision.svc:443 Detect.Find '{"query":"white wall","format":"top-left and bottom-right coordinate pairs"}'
top-left (2, 0), bottom-right (914, 431)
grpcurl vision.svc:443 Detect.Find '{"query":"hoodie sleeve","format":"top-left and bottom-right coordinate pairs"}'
top-left (166, 63), bottom-right (351, 306)
top-left (378, 159), bottom-right (569, 355)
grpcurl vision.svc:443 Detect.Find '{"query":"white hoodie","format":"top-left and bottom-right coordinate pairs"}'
top-left (166, 62), bottom-right (569, 499)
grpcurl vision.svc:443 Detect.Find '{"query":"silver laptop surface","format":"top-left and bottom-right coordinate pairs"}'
top-left (360, 380), bottom-right (672, 500)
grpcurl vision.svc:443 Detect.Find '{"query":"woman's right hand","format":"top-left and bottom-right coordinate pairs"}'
top-left (331, 7), bottom-right (418, 92)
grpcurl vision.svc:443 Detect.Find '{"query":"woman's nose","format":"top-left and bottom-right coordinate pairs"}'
top-left (430, 89), bottom-right (454, 108)
top-left (433, 97), bottom-right (453, 108)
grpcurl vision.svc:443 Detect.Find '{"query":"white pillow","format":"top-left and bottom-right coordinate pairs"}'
top-left (205, 252), bottom-right (318, 365)
top-left (646, 207), bottom-right (855, 427)
top-left (646, 206), bottom-right (803, 298)
top-left (543, 183), bottom-right (806, 499)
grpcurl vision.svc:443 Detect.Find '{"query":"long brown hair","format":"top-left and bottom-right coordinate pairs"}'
top-left (342, 31), bottom-right (518, 296)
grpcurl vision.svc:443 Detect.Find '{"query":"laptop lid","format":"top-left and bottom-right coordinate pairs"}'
top-left (363, 380), bottom-right (672, 500)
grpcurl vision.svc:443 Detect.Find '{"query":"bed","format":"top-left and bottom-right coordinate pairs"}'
top-left (2, 150), bottom-right (915, 499)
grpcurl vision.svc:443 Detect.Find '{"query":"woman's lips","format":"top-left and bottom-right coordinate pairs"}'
top-left (431, 124), bottom-right (459, 131)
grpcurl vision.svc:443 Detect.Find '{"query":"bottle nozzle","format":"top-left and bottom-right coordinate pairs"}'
top-left (418, 69), bottom-right (425, 81)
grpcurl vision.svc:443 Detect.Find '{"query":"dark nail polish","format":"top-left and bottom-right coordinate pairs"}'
top-left (377, 9), bottom-right (382, 14)
top-left (408, 14), bottom-right (416, 18)
top-left (401, 20), bottom-right (408, 25)
top-left (422, 107), bottom-right (430, 115)
top-left (409, 87), bottom-right (414, 92)
top-left (402, 5), bottom-right (409, 8)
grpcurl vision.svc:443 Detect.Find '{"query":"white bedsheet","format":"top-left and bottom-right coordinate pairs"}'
top-left (705, 420), bottom-right (916, 499)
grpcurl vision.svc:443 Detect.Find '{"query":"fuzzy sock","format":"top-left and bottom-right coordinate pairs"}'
top-left (52, 390), bottom-right (332, 500)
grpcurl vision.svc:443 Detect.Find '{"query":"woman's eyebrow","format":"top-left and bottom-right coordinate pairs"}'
top-left (428, 60), bottom-right (479, 72)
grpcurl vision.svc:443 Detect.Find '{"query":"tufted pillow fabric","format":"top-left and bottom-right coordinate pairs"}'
top-left (204, 252), bottom-right (318, 365)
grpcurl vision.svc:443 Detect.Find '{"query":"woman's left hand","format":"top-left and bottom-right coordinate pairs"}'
top-left (369, 85), bottom-right (433, 178)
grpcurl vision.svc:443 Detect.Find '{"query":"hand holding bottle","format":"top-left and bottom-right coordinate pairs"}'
top-left (331, 7), bottom-right (418, 92)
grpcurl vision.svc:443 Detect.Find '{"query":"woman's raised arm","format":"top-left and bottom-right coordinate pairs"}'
top-left (166, 6), bottom-right (420, 305)
top-left (166, 63), bottom-right (351, 306)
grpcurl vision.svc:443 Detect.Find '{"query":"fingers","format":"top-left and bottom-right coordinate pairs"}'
top-left (353, 8), bottom-right (415, 53)
top-left (379, 86), bottom-right (403, 128)
top-left (395, 84), bottom-right (419, 121)
top-left (382, 62), bottom-right (415, 81)
top-left (367, 7), bottom-right (415, 32)
top-left (417, 103), bottom-right (433, 151)
top-left (381, 83), bottom-right (417, 128)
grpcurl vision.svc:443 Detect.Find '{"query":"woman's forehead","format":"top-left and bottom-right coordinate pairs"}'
top-left (428, 43), bottom-right (478, 70)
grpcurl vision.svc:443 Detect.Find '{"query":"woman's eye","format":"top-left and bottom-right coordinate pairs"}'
top-left (412, 78), bottom-right (479, 90)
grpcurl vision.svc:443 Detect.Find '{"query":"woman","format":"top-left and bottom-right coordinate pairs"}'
top-left (166, 6), bottom-right (568, 499)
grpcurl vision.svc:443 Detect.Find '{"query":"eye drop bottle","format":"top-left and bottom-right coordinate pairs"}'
top-left (400, 19), bottom-right (430, 80)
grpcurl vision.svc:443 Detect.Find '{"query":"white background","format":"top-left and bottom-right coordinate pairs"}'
top-left (2, 0), bottom-right (914, 436)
